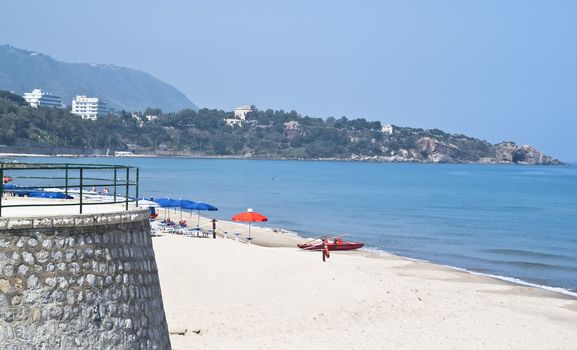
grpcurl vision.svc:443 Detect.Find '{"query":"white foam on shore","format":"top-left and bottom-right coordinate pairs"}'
top-left (450, 267), bottom-right (577, 298)
top-left (360, 246), bottom-right (577, 298)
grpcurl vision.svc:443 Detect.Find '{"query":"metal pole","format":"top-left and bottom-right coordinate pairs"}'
top-left (135, 167), bottom-right (140, 208)
top-left (125, 167), bottom-right (129, 211)
top-left (79, 168), bottom-right (83, 214)
top-left (0, 164), bottom-right (4, 217)
top-left (113, 167), bottom-right (117, 202)
top-left (65, 164), bottom-right (69, 197)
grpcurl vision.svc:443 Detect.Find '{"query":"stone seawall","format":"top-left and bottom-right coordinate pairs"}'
top-left (0, 210), bottom-right (171, 349)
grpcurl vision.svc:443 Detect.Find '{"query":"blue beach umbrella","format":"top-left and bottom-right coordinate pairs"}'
top-left (179, 199), bottom-right (197, 208)
top-left (177, 199), bottom-right (199, 221)
top-left (153, 197), bottom-right (182, 218)
top-left (181, 201), bottom-right (218, 228)
top-left (153, 197), bottom-right (181, 208)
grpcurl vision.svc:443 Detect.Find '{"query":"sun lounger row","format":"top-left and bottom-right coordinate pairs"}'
top-left (151, 222), bottom-right (212, 237)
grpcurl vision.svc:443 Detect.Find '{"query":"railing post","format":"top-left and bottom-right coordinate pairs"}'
top-left (136, 167), bottom-right (140, 208)
top-left (113, 166), bottom-right (117, 202)
top-left (0, 163), bottom-right (4, 217)
top-left (79, 168), bottom-right (84, 214)
top-left (65, 164), bottom-right (69, 197)
top-left (125, 167), bottom-right (129, 211)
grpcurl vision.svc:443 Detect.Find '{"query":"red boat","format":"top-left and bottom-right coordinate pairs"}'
top-left (298, 238), bottom-right (364, 251)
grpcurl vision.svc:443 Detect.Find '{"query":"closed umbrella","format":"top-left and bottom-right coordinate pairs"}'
top-left (231, 208), bottom-right (268, 241)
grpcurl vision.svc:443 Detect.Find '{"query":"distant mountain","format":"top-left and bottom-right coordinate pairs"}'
top-left (0, 45), bottom-right (197, 112)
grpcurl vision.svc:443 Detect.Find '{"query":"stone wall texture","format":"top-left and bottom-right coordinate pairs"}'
top-left (0, 211), bottom-right (171, 349)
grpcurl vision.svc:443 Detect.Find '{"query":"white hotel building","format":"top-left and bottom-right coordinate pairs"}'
top-left (225, 105), bottom-right (253, 126)
top-left (22, 89), bottom-right (65, 108)
top-left (71, 96), bottom-right (107, 120)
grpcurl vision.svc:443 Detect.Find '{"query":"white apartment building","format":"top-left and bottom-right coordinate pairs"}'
top-left (381, 124), bottom-right (394, 135)
top-left (234, 105), bottom-right (252, 120)
top-left (225, 105), bottom-right (253, 126)
top-left (71, 96), bottom-right (107, 120)
top-left (22, 89), bottom-right (65, 108)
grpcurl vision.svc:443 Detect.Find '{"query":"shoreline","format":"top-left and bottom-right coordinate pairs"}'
top-left (2, 194), bottom-right (574, 300)
top-left (1, 152), bottom-right (568, 165)
top-left (302, 238), bottom-right (577, 300)
top-left (360, 246), bottom-right (577, 300)
top-left (158, 211), bottom-right (577, 300)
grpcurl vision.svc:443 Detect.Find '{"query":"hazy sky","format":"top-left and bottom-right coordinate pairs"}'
top-left (1, 0), bottom-right (576, 160)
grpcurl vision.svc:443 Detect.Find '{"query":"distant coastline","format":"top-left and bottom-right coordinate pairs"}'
top-left (0, 150), bottom-right (566, 165)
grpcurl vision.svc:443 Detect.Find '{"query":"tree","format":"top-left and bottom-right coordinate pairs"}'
top-left (0, 89), bottom-right (503, 161)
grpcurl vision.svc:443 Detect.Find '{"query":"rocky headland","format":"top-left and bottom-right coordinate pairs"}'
top-left (344, 139), bottom-right (562, 165)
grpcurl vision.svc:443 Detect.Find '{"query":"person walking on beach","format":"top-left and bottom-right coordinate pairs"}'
top-left (322, 239), bottom-right (330, 262)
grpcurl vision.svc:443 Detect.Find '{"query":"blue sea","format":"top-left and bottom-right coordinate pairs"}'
top-left (12, 157), bottom-right (577, 295)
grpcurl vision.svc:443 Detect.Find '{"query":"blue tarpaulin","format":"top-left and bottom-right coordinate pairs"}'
top-left (27, 191), bottom-right (73, 199)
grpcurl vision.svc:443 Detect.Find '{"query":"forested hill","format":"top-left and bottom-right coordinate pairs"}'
top-left (0, 91), bottom-right (561, 165)
top-left (0, 45), bottom-right (196, 112)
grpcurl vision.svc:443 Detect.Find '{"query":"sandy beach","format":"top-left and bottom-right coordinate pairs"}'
top-left (152, 216), bottom-right (577, 350)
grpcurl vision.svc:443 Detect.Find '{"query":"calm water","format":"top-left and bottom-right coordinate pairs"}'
top-left (13, 157), bottom-right (577, 294)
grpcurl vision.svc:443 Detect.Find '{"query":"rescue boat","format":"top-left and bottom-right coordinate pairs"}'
top-left (297, 237), bottom-right (364, 251)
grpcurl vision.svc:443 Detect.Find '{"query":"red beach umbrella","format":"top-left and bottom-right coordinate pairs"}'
top-left (232, 208), bottom-right (268, 241)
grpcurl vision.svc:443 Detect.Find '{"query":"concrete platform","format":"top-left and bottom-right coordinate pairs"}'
top-left (0, 196), bottom-right (142, 218)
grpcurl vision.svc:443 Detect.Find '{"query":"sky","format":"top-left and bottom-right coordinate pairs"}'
top-left (1, 0), bottom-right (576, 160)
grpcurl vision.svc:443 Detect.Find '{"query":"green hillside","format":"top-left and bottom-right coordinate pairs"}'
top-left (0, 91), bottom-right (561, 165)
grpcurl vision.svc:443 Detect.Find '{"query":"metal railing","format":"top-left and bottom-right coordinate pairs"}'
top-left (0, 162), bottom-right (139, 217)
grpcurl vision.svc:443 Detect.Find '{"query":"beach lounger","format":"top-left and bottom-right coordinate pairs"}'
top-left (185, 227), bottom-right (199, 237)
